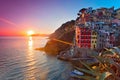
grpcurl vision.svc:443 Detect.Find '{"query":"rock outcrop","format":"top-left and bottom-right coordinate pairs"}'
top-left (44, 20), bottom-right (75, 55)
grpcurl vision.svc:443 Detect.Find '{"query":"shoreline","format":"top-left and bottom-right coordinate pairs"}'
top-left (35, 47), bottom-right (87, 80)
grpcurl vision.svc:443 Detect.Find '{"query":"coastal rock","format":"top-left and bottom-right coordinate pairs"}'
top-left (44, 20), bottom-right (75, 55)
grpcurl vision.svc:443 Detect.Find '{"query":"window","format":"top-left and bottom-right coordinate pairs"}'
top-left (94, 45), bottom-right (96, 48)
top-left (81, 45), bottom-right (83, 47)
top-left (78, 40), bottom-right (79, 43)
top-left (77, 35), bottom-right (79, 39)
top-left (81, 40), bottom-right (83, 43)
top-left (81, 36), bottom-right (84, 39)
top-left (100, 44), bottom-right (101, 48)
top-left (84, 40), bottom-right (85, 43)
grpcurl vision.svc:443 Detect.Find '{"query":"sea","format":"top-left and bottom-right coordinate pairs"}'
top-left (0, 36), bottom-right (72, 80)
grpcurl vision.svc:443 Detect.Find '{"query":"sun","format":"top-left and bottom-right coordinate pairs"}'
top-left (27, 30), bottom-right (34, 36)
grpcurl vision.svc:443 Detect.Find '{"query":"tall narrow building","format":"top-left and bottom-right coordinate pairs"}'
top-left (76, 26), bottom-right (92, 48)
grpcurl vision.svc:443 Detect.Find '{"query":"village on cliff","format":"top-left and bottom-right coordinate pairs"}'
top-left (42, 7), bottom-right (120, 79)
top-left (57, 7), bottom-right (120, 59)
top-left (76, 7), bottom-right (120, 51)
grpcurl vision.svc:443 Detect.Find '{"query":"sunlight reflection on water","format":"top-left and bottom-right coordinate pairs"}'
top-left (26, 37), bottom-right (49, 80)
top-left (0, 37), bottom-right (72, 80)
top-left (25, 36), bottom-right (37, 80)
top-left (28, 37), bottom-right (33, 50)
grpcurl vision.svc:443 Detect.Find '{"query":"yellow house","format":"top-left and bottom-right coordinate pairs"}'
top-left (91, 30), bottom-right (97, 49)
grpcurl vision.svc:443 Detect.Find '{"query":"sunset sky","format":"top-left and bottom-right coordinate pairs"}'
top-left (0, 0), bottom-right (120, 36)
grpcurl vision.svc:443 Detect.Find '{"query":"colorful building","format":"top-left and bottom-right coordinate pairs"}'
top-left (76, 25), bottom-right (98, 49)
top-left (91, 31), bottom-right (97, 49)
top-left (76, 26), bottom-right (91, 48)
top-left (75, 7), bottom-right (119, 50)
top-left (97, 31), bottom-right (107, 49)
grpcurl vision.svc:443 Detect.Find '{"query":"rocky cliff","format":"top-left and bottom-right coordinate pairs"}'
top-left (44, 20), bottom-right (75, 55)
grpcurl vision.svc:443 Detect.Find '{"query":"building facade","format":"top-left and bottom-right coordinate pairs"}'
top-left (76, 26), bottom-right (92, 48)
top-left (91, 31), bottom-right (97, 49)
top-left (75, 7), bottom-right (119, 50)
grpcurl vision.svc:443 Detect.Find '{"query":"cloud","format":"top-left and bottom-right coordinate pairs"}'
top-left (0, 17), bottom-right (17, 26)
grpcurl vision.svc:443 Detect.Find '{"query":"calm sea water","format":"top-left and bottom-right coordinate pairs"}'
top-left (0, 37), bottom-right (72, 80)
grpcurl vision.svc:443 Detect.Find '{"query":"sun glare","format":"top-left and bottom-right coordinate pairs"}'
top-left (27, 30), bottom-right (34, 36)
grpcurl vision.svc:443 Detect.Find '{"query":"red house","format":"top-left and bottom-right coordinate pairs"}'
top-left (76, 26), bottom-right (91, 48)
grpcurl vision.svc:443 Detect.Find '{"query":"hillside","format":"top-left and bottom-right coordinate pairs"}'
top-left (44, 20), bottom-right (75, 55)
